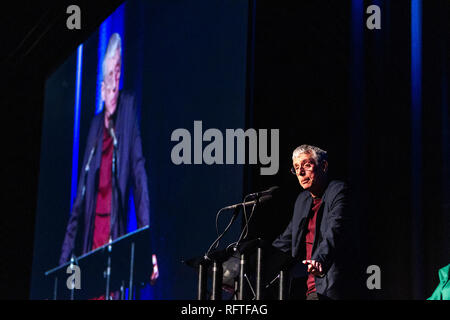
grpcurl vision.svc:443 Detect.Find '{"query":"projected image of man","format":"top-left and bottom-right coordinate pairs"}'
top-left (59, 33), bottom-right (158, 286)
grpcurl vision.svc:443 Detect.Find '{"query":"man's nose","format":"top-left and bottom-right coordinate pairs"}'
top-left (112, 74), bottom-right (119, 91)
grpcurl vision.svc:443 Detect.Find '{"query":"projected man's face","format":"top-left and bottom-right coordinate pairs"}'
top-left (101, 48), bottom-right (121, 124)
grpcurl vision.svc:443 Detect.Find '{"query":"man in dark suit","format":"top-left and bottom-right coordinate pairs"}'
top-left (272, 144), bottom-right (354, 300)
top-left (59, 33), bottom-right (158, 286)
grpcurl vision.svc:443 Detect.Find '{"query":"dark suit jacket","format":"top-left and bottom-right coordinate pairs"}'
top-left (59, 91), bottom-right (150, 265)
top-left (272, 180), bottom-right (354, 299)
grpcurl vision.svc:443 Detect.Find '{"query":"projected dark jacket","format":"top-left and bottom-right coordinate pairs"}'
top-left (272, 180), bottom-right (354, 300)
top-left (59, 91), bottom-right (150, 265)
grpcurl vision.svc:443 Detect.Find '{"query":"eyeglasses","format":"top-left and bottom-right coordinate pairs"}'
top-left (290, 162), bottom-right (314, 175)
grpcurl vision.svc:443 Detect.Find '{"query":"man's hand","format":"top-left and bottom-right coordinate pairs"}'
top-left (302, 259), bottom-right (324, 277)
top-left (150, 254), bottom-right (159, 285)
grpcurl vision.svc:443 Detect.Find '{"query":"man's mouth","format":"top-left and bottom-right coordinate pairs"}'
top-left (301, 178), bottom-right (310, 184)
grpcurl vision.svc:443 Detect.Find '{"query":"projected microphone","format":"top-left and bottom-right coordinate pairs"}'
top-left (85, 145), bottom-right (96, 172)
top-left (223, 194), bottom-right (273, 210)
top-left (108, 119), bottom-right (118, 148)
top-left (108, 118), bottom-right (119, 244)
top-left (81, 145), bottom-right (96, 198)
top-left (246, 186), bottom-right (279, 200)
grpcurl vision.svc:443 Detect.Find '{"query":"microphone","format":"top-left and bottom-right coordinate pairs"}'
top-left (108, 119), bottom-right (118, 148)
top-left (85, 145), bottom-right (96, 172)
top-left (108, 118), bottom-right (118, 242)
top-left (223, 194), bottom-right (273, 210)
top-left (246, 186), bottom-right (279, 200)
top-left (82, 145), bottom-right (96, 198)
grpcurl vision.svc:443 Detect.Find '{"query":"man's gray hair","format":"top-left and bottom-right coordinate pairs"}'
top-left (102, 33), bottom-right (122, 81)
top-left (292, 144), bottom-right (328, 164)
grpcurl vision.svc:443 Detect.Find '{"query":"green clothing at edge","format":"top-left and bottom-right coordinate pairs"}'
top-left (427, 264), bottom-right (450, 300)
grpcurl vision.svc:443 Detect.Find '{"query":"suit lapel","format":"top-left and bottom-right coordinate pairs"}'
top-left (92, 114), bottom-right (104, 175)
top-left (112, 91), bottom-right (123, 171)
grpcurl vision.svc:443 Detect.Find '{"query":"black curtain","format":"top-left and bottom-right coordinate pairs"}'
top-left (248, 0), bottom-right (450, 300)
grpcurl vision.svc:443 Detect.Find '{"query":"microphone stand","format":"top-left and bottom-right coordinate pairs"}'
top-left (63, 144), bottom-right (95, 280)
top-left (68, 254), bottom-right (80, 300)
top-left (237, 197), bottom-right (256, 300)
top-left (232, 194), bottom-right (265, 300)
top-left (204, 206), bottom-right (241, 260)
top-left (202, 205), bottom-right (241, 300)
top-left (200, 194), bottom-right (273, 300)
top-left (105, 237), bottom-right (112, 300)
top-left (106, 122), bottom-right (118, 300)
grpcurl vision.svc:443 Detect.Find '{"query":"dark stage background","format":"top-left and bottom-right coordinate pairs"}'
top-left (1, 0), bottom-right (449, 300)
top-left (246, 0), bottom-right (450, 300)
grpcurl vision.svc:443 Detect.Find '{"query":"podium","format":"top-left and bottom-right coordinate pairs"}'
top-left (185, 239), bottom-right (296, 300)
top-left (45, 226), bottom-right (152, 300)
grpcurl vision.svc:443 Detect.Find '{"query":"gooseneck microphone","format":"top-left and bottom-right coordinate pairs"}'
top-left (85, 145), bottom-right (96, 172)
top-left (245, 186), bottom-right (279, 200)
top-left (81, 145), bottom-right (96, 198)
top-left (204, 191), bottom-right (276, 260)
top-left (222, 194), bottom-right (273, 210)
top-left (108, 119), bottom-right (118, 148)
top-left (108, 118), bottom-right (119, 246)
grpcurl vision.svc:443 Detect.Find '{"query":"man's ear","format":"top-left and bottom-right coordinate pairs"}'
top-left (321, 160), bottom-right (329, 173)
top-left (101, 81), bottom-right (105, 102)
